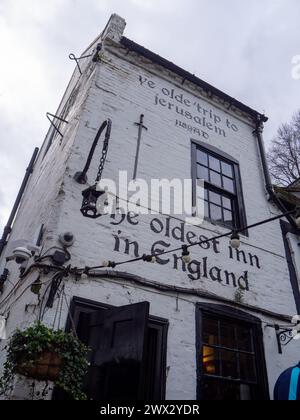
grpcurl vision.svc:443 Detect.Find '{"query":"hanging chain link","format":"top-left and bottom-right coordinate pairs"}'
top-left (75, 119), bottom-right (112, 185)
top-left (95, 120), bottom-right (112, 182)
top-left (96, 135), bottom-right (110, 183)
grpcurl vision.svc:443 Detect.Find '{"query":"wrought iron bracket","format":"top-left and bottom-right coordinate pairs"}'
top-left (69, 43), bottom-right (102, 74)
top-left (275, 325), bottom-right (294, 354)
top-left (46, 113), bottom-right (69, 138)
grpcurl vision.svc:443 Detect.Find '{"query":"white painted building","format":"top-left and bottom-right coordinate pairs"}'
top-left (1, 14), bottom-right (300, 401)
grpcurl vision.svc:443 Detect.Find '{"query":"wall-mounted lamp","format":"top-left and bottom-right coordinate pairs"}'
top-left (74, 119), bottom-right (112, 219)
top-left (81, 185), bottom-right (107, 219)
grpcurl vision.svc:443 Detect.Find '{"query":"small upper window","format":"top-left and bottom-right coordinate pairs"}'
top-left (192, 142), bottom-right (247, 232)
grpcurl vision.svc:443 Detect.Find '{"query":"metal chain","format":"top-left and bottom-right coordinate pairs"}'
top-left (96, 138), bottom-right (109, 182)
top-left (75, 119), bottom-right (111, 184)
top-left (95, 122), bottom-right (111, 183)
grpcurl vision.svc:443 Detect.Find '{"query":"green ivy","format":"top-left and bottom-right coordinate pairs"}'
top-left (0, 323), bottom-right (89, 400)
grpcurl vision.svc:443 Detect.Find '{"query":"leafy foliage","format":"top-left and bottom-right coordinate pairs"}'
top-left (267, 111), bottom-right (300, 186)
top-left (0, 323), bottom-right (89, 400)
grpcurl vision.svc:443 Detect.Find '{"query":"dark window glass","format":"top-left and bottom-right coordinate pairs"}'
top-left (220, 321), bottom-right (236, 348)
top-left (202, 378), bottom-right (220, 401)
top-left (209, 191), bottom-right (222, 206)
top-left (202, 379), bottom-right (253, 401)
top-left (197, 150), bottom-right (208, 166)
top-left (197, 165), bottom-right (209, 182)
top-left (220, 350), bottom-right (238, 379)
top-left (239, 354), bottom-right (256, 382)
top-left (204, 201), bottom-right (209, 219)
top-left (210, 171), bottom-right (222, 188)
top-left (224, 210), bottom-right (233, 226)
top-left (210, 204), bottom-right (222, 222)
top-left (204, 189), bottom-right (209, 201)
top-left (223, 177), bottom-right (235, 194)
top-left (194, 144), bottom-right (246, 230)
top-left (222, 196), bottom-right (232, 210)
top-left (221, 161), bottom-right (233, 178)
top-left (209, 155), bottom-right (221, 172)
top-left (199, 313), bottom-right (265, 401)
top-left (203, 318), bottom-right (219, 346)
top-left (237, 327), bottom-right (253, 352)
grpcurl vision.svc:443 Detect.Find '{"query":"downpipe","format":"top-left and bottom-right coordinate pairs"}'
top-left (0, 147), bottom-right (39, 257)
top-left (254, 116), bottom-right (297, 228)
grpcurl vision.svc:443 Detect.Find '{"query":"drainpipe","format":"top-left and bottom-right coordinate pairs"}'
top-left (254, 116), bottom-right (297, 228)
top-left (0, 147), bottom-right (39, 257)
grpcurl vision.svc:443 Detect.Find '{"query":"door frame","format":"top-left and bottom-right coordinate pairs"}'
top-left (66, 296), bottom-right (169, 400)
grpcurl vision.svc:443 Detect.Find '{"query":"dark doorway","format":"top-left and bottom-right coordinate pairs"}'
top-left (54, 297), bottom-right (168, 401)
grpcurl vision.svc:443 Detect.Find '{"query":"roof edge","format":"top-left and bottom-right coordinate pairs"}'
top-left (120, 37), bottom-right (268, 124)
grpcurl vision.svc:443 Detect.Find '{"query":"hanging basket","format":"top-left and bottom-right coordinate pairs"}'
top-left (16, 351), bottom-right (63, 382)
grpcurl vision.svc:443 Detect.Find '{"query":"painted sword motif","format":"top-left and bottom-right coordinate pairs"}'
top-left (133, 114), bottom-right (148, 180)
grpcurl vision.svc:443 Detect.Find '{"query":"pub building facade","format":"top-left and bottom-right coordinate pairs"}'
top-left (0, 14), bottom-right (300, 401)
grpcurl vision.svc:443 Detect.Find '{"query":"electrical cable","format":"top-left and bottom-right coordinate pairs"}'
top-left (0, 208), bottom-right (298, 321)
top-left (38, 272), bottom-right (63, 322)
top-left (1, 277), bottom-right (52, 317)
top-left (35, 246), bottom-right (71, 263)
top-left (83, 209), bottom-right (297, 272)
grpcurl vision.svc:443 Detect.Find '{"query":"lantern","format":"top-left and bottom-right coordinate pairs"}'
top-left (74, 119), bottom-right (112, 219)
top-left (81, 185), bottom-right (107, 219)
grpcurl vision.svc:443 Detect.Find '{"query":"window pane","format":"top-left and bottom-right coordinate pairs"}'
top-left (204, 201), bottom-right (209, 218)
top-left (239, 354), bottom-right (256, 382)
top-left (239, 384), bottom-right (252, 401)
top-left (203, 317), bottom-right (219, 345)
top-left (223, 176), bottom-right (235, 193)
top-left (209, 191), bottom-right (222, 206)
top-left (204, 189), bottom-right (209, 201)
top-left (220, 382), bottom-right (242, 400)
top-left (222, 196), bottom-right (232, 210)
top-left (202, 379), bottom-right (246, 401)
top-left (221, 161), bottom-right (233, 178)
top-left (203, 347), bottom-right (220, 376)
top-left (202, 379), bottom-right (220, 400)
top-left (223, 210), bottom-right (233, 226)
top-left (197, 150), bottom-right (208, 166)
top-left (237, 327), bottom-right (253, 352)
top-left (210, 204), bottom-right (222, 222)
top-left (220, 350), bottom-right (238, 379)
top-left (220, 321), bottom-right (236, 349)
top-left (210, 171), bottom-right (222, 187)
top-left (209, 155), bottom-right (221, 172)
top-left (197, 165), bottom-right (209, 181)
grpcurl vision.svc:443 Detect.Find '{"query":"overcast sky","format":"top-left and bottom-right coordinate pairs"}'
top-left (0, 0), bottom-right (299, 234)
